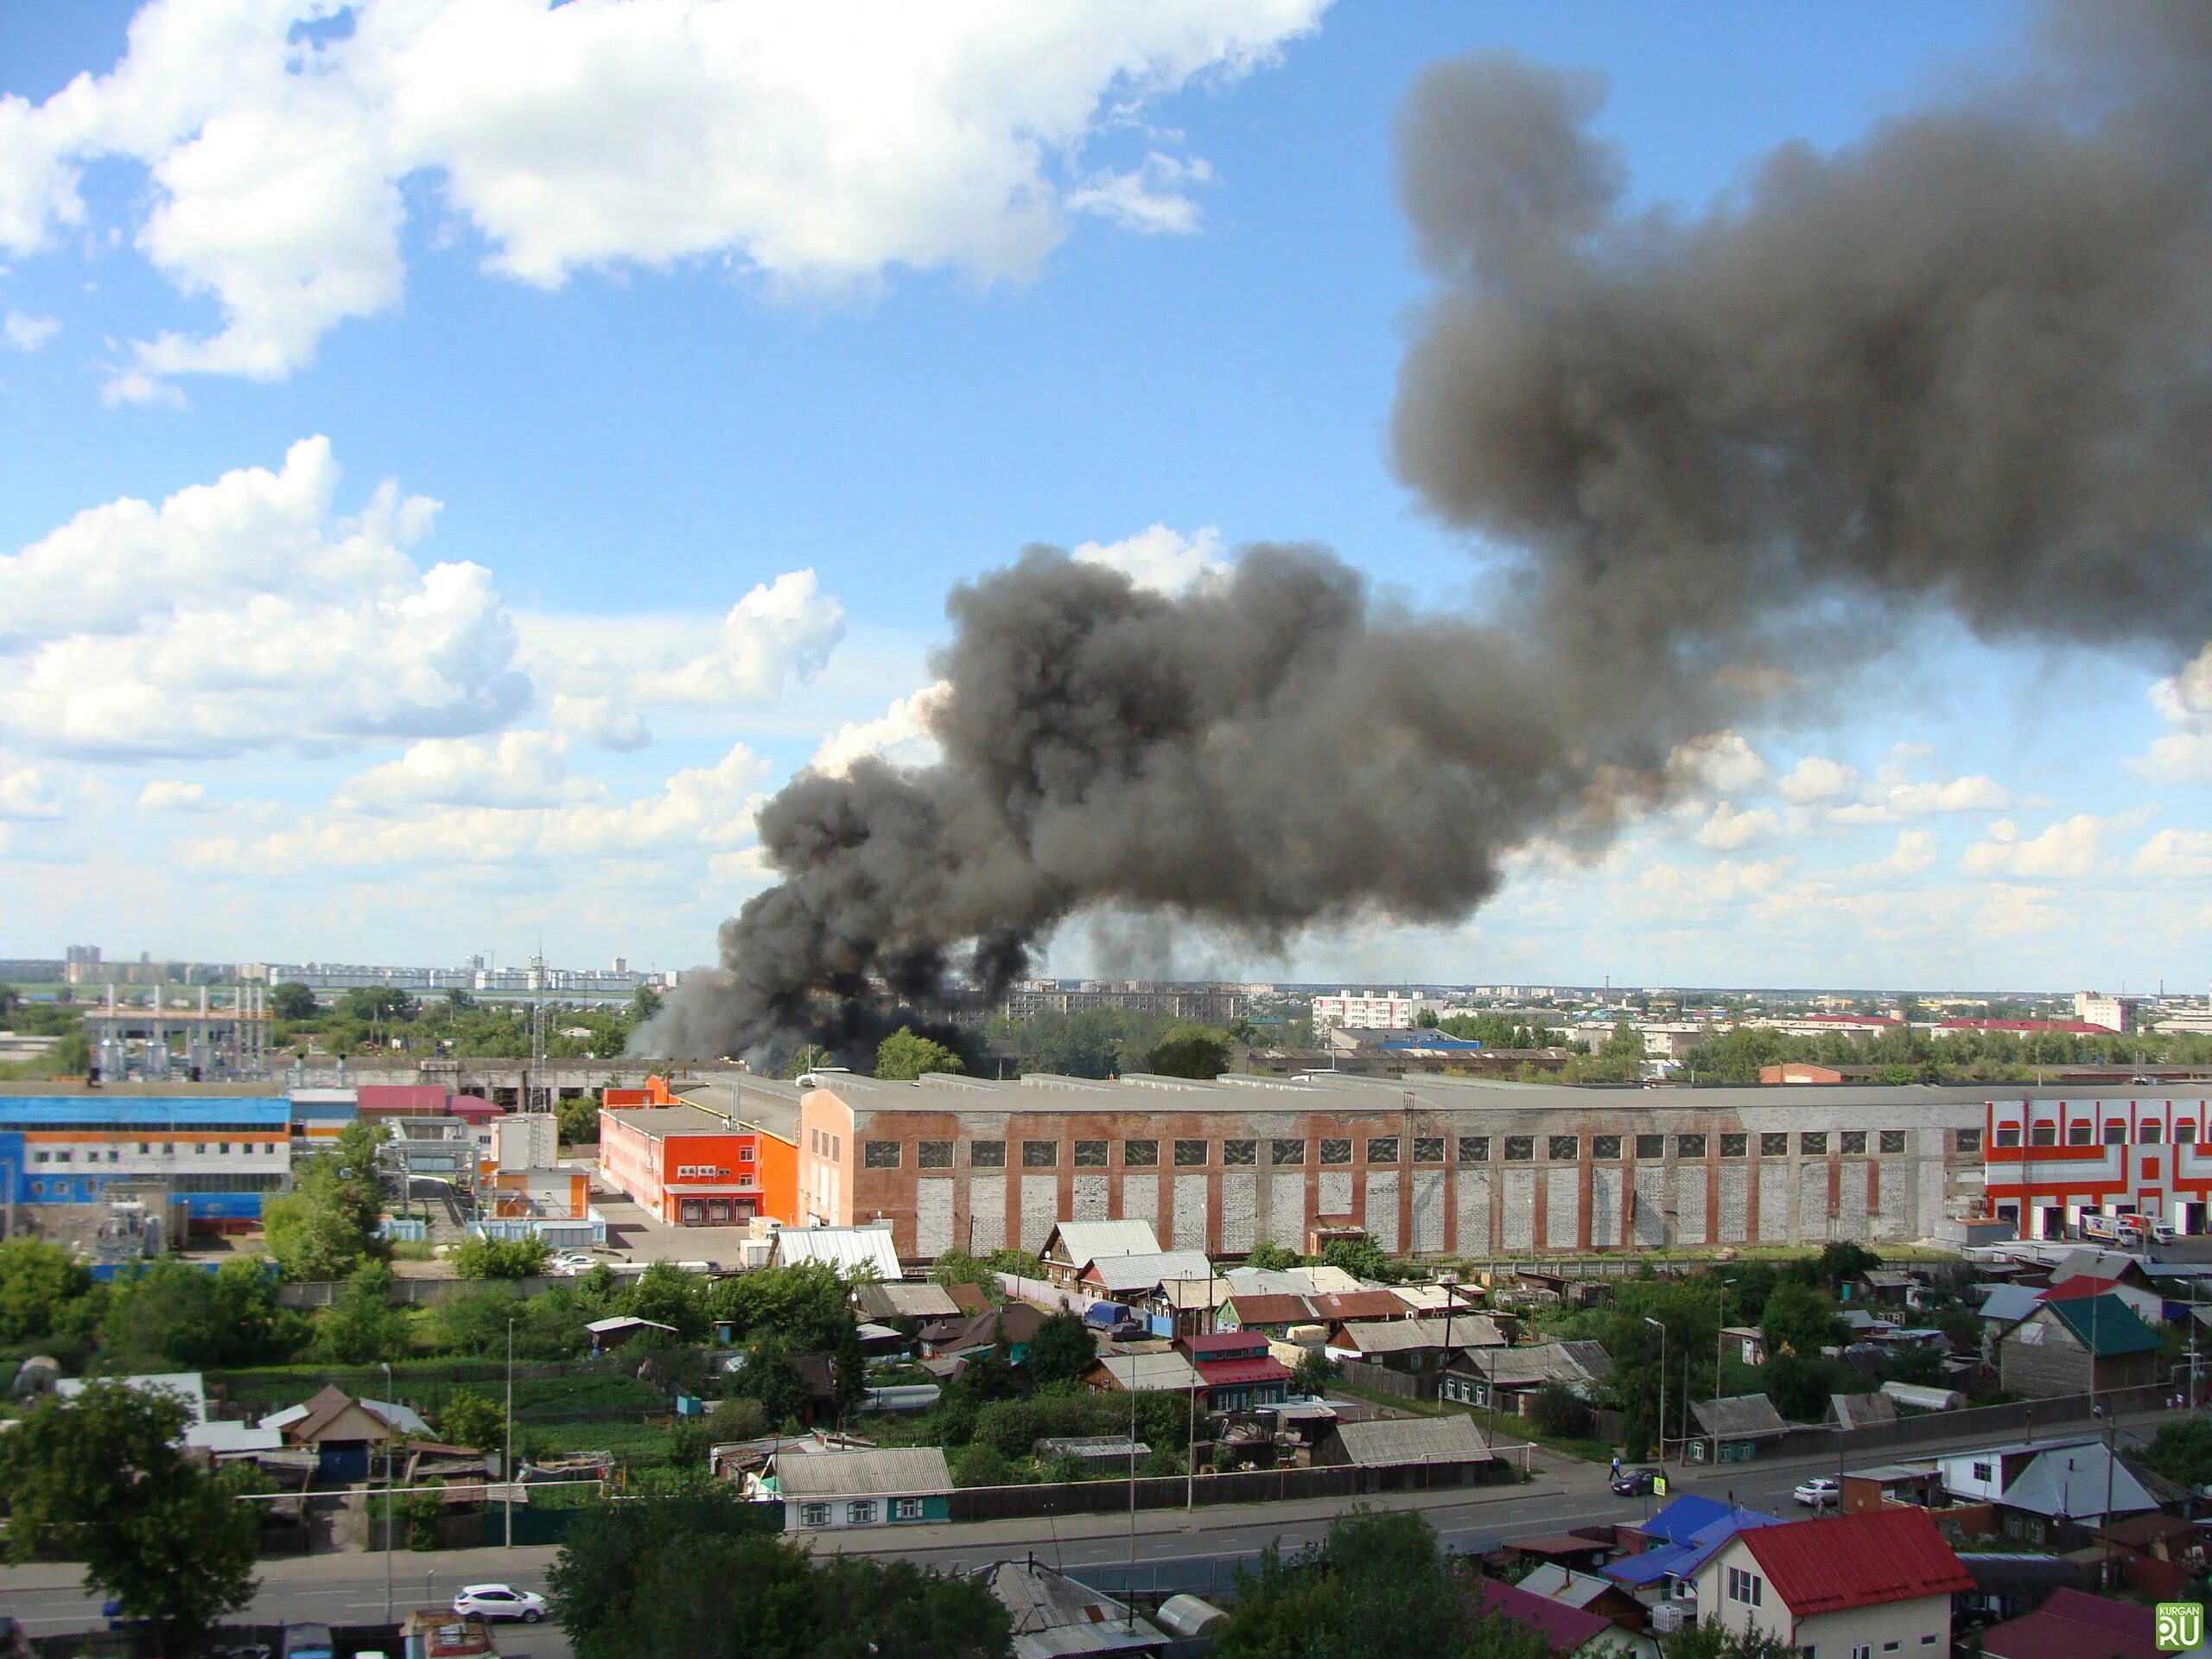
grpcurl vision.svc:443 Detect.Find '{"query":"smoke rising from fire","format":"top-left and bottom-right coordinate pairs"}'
top-left (641, 1), bottom-right (2212, 1065)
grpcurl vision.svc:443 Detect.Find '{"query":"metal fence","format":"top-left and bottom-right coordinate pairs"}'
top-left (948, 1454), bottom-right (1503, 1524)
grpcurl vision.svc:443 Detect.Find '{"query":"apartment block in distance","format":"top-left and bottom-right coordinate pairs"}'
top-left (597, 1077), bottom-right (799, 1227)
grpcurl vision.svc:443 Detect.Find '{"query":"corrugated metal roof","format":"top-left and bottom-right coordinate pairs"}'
top-left (0, 1097), bottom-right (289, 1126)
top-left (1091, 1352), bottom-right (1201, 1392)
top-left (1738, 1508), bottom-right (1974, 1615)
top-left (854, 1281), bottom-right (962, 1321)
top-left (2037, 1294), bottom-right (2162, 1357)
top-left (54, 1371), bottom-right (207, 1422)
top-left (1044, 1220), bottom-right (1160, 1268)
top-left (1980, 1587), bottom-right (2158, 1659)
top-left (772, 1446), bottom-right (952, 1498)
top-left (1827, 1393), bottom-right (1897, 1432)
top-left (1336, 1315), bottom-right (1503, 1353)
top-left (1224, 1293), bottom-right (1317, 1325)
top-left (1082, 1249), bottom-right (1212, 1293)
top-left (1690, 1394), bottom-right (1788, 1440)
top-left (1468, 1576), bottom-right (1616, 1655)
top-left (1326, 1414), bottom-right (1492, 1466)
top-left (1195, 1357), bottom-right (1293, 1388)
top-left (769, 1223), bottom-right (902, 1281)
top-left (1459, 1341), bottom-right (1610, 1388)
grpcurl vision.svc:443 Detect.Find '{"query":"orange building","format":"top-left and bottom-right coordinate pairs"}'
top-left (598, 1097), bottom-right (798, 1227)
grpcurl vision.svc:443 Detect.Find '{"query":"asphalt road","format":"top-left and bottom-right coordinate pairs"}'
top-left (0, 1405), bottom-right (2174, 1654)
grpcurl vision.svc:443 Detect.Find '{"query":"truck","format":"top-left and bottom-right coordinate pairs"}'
top-left (2079, 1212), bottom-right (2152, 1249)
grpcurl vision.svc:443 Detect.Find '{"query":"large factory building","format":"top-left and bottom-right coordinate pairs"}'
top-left (789, 1072), bottom-right (2013, 1261)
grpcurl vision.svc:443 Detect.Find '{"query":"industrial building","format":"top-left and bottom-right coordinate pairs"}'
top-left (0, 1088), bottom-right (291, 1224)
top-left (1980, 1094), bottom-right (2212, 1239)
top-left (787, 1072), bottom-right (2007, 1261)
top-left (598, 1077), bottom-right (801, 1226)
top-left (84, 983), bottom-right (272, 1083)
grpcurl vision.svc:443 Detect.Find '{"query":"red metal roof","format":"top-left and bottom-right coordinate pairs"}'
top-left (2038, 1274), bottom-right (2126, 1301)
top-left (1466, 1575), bottom-right (1617, 1656)
top-left (1196, 1357), bottom-right (1294, 1388)
top-left (1181, 1332), bottom-right (1268, 1356)
top-left (1312, 1290), bottom-right (1408, 1321)
top-left (1737, 1508), bottom-right (1973, 1616)
top-left (1980, 1589), bottom-right (2157, 1659)
top-left (1939, 1019), bottom-right (2113, 1035)
top-left (1224, 1293), bottom-right (1315, 1325)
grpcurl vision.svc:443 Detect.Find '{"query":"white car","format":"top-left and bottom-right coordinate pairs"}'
top-left (452, 1584), bottom-right (547, 1623)
top-left (1793, 1478), bottom-right (1840, 1508)
top-left (547, 1254), bottom-right (597, 1276)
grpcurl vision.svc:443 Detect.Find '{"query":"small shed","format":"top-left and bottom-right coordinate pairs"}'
top-left (1314, 1413), bottom-right (1497, 1487)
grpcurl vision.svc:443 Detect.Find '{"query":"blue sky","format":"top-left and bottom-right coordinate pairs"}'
top-left (0, 0), bottom-right (2204, 993)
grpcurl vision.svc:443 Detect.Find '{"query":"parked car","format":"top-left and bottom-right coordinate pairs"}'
top-left (451, 1585), bottom-right (547, 1623)
top-left (547, 1253), bottom-right (596, 1276)
top-left (1793, 1478), bottom-right (1840, 1508)
top-left (1610, 1468), bottom-right (1657, 1496)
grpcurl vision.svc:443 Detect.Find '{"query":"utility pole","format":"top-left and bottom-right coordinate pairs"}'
top-left (1645, 1316), bottom-right (1667, 1466)
top-left (1127, 1366), bottom-right (1138, 1633)
top-left (505, 1316), bottom-right (516, 1548)
top-left (381, 1359), bottom-right (395, 1624)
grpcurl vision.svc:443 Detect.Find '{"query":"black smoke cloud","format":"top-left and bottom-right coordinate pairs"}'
top-left (641, 1), bottom-right (2212, 1065)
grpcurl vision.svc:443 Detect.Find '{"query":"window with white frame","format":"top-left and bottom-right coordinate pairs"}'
top-left (1853, 1643), bottom-right (1872, 1659)
top-left (893, 1497), bottom-right (924, 1521)
top-left (1726, 1567), bottom-right (1764, 1607)
top-left (846, 1500), bottom-right (876, 1524)
top-left (800, 1503), bottom-right (829, 1528)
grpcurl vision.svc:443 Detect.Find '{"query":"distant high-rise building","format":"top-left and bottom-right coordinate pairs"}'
top-left (1309, 989), bottom-right (1445, 1031)
top-left (2072, 991), bottom-right (2137, 1033)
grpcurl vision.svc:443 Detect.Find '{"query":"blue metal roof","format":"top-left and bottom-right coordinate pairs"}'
top-left (1371, 1033), bottom-right (1485, 1051)
top-left (0, 1096), bottom-right (289, 1127)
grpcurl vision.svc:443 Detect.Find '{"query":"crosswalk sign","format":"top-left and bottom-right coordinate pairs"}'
top-left (1653, 1476), bottom-right (1669, 1497)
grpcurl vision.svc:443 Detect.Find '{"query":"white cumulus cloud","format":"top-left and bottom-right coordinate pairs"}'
top-left (1072, 524), bottom-right (1228, 596)
top-left (0, 436), bottom-right (530, 758)
top-left (1694, 801), bottom-right (1776, 852)
top-left (632, 570), bottom-right (846, 705)
top-left (137, 778), bottom-right (212, 811)
top-left (334, 731), bottom-right (597, 812)
top-left (2132, 829), bottom-right (2212, 881)
top-left (3, 311), bottom-right (60, 351)
top-left (1961, 813), bottom-right (2112, 880)
top-left (1778, 755), bottom-right (1857, 804)
top-left (0, 0), bottom-right (1325, 393)
top-left (808, 681), bottom-right (950, 777)
top-left (2134, 643), bottom-right (2212, 783)
top-left (1665, 731), bottom-right (1768, 796)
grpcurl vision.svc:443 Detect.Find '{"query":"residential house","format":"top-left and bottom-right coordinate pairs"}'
top-left (1328, 1315), bottom-right (1503, 1381)
top-left (1604, 1496), bottom-right (1781, 1609)
top-left (918, 1300), bottom-right (1049, 1362)
top-left (1085, 1351), bottom-right (1203, 1395)
top-left (981, 1559), bottom-right (1171, 1659)
top-left (262, 1385), bottom-right (429, 1482)
top-left (1938, 1438), bottom-right (2175, 1542)
top-left (1854, 1269), bottom-right (1918, 1309)
top-left (759, 1446), bottom-right (953, 1530)
top-left (851, 1281), bottom-right (963, 1323)
top-left (1040, 1219), bottom-right (1161, 1288)
top-left (1313, 1413), bottom-right (1497, 1486)
top-left (1975, 1284), bottom-right (2044, 1339)
top-left (1441, 1340), bottom-right (1613, 1414)
top-left (1220, 1263), bottom-right (1365, 1300)
top-left (1175, 1332), bottom-right (1293, 1412)
top-left (1979, 1586), bottom-right (2159, 1659)
top-left (1312, 1289), bottom-right (1414, 1325)
top-left (1465, 1578), bottom-right (1656, 1659)
top-left (1997, 1294), bottom-right (2164, 1398)
top-left (1217, 1292), bottom-right (1318, 1338)
top-left (1693, 1507), bottom-right (1973, 1659)
top-left (1687, 1394), bottom-right (1789, 1463)
top-left (2037, 1274), bottom-right (2164, 1330)
top-left (1077, 1249), bottom-right (1217, 1332)
top-left (1515, 1564), bottom-right (1655, 1633)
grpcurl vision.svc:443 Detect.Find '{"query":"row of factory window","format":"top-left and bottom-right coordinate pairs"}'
top-left (1993, 1120), bottom-right (2198, 1147)
top-left (861, 1128), bottom-right (1948, 1170)
top-left (29, 1141), bottom-right (281, 1164)
top-left (22, 1172), bottom-right (286, 1196)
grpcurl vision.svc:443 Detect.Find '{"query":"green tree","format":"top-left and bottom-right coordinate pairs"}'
top-left (1144, 1024), bottom-right (1232, 1079)
top-left (439, 1389), bottom-right (508, 1452)
top-left (312, 1260), bottom-right (410, 1363)
top-left (551, 1497), bottom-right (1011, 1659)
top-left (728, 1337), bottom-right (811, 1425)
top-left (630, 1261), bottom-right (712, 1341)
top-left (1813, 1241), bottom-right (1883, 1290)
top-left (1021, 1309), bottom-right (1098, 1390)
top-left (782, 1044), bottom-right (835, 1079)
top-left (2145, 1417), bottom-right (2212, 1487)
top-left (270, 981), bottom-right (320, 1021)
top-left (1291, 1351), bottom-right (1339, 1398)
top-left (0, 1380), bottom-right (259, 1655)
top-left (0, 1236), bottom-right (103, 1343)
top-left (708, 1262), bottom-right (849, 1348)
top-left (557, 1095), bottom-right (601, 1145)
top-left (264, 1122), bottom-right (388, 1281)
top-left (1662, 1619), bottom-right (1810, 1659)
top-left (101, 1257), bottom-right (301, 1370)
top-left (704, 1395), bottom-right (767, 1442)
top-left (1760, 1281), bottom-right (1845, 1359)
top-left (1244, 1243), bottom-right (1300, 1272)
top-left (453, 1234), bottom-right (553, 1280)
top-left (1527, 1382), bottom-right (1593, 1439)
top-left (950, 1442), bottom-right (1016, 1487)
top-left (1761, 1351), bottom-right (1834, 1422)
top-left (1214, 1507), bottom-right (1551, 1659)
top-left (1317, 1234), bottom-right (1391, 1281)
top-left (873, 1027), bottom-right (963, 1080)
top-left (340, 985), bottom-right (417, 1022)
top-left (627, 982), bottom-right (664, 1027)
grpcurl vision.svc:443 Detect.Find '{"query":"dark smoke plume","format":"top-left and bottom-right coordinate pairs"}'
top-left (642, 0), bottom-right (2212, 1065)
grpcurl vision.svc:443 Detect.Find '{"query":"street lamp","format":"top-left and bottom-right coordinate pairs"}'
top-left (505, 1316), bottom-right (517, 1548)
top-left (1644, 1316), bottom-right (1667, 1466)
top-left (1713, 1280), bottom-right (1736, 1468)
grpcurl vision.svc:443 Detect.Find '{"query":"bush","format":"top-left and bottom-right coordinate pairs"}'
top-left (951, 1443), bottom-right (1015, 1487)
top-left (703, 1396), bottom-right (766, 1442)
top-left (453, 1236), bottom-right (552, 1281)
top-left (439, 1389), bottom-right (508, 1452)
top-left (1526, 1382), bottom-right (1592, 1439)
